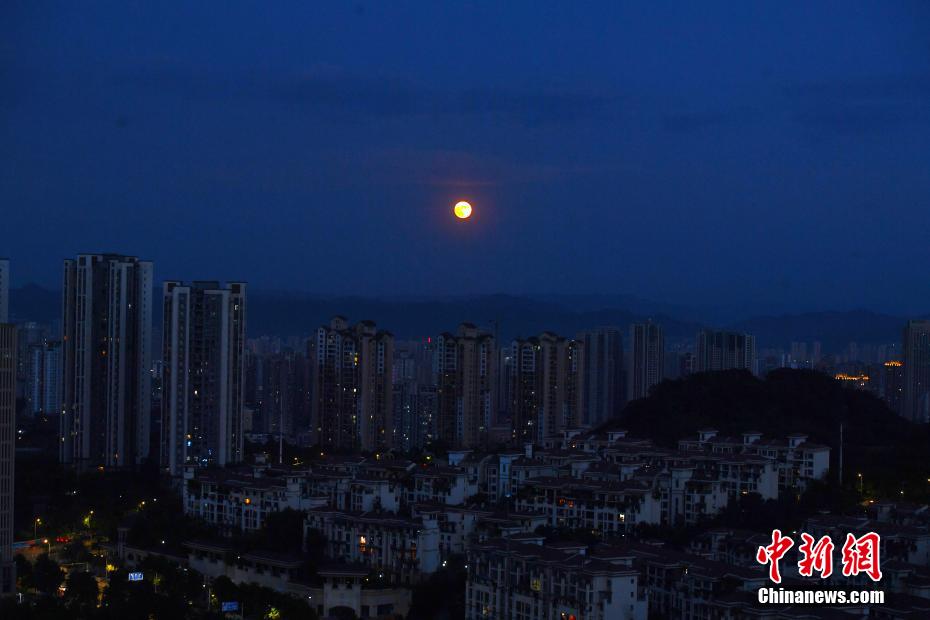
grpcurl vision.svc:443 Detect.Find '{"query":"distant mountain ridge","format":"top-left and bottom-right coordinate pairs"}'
top-left (6, 284), bottom-right (913, 350)
top-left (243, 291), bottom-right (703, 343)
top-left (7, 283), bottom-right (60, 325)
top-left (728, 310), bottom-right (906, 351)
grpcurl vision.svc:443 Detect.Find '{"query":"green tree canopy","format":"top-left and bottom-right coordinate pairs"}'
top-left (32, 553), bottom-right (64, 596)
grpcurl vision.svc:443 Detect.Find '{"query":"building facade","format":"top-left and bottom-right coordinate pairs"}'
top-left (628, 323), bottom-right (664, 401)
top-left (509, 333), bottom-right (584, 443)
top-left (903, 320), bottom-right (930, 423)
top-left (260, 349), bottom-right (311, 440)
top-left (161, 281), bottom-right (247, 476)
top-left (0, 324), bottom-right (15, 595)
top-left (466, 539), bottom-right (648, 620)
top-left (0, 259), bottom-right (8, 324)
top-left (878, 359), bottom-right (904, 416)
top-left (310, 317), bottom-right (394, 451)
top-left (15, 322), bottom-right (45, 406)
top-left (27, 340), bottom-right (61, 416)
top-left (436, 323), bottom-right (496, 449)
top-left (578, 327), bottom-right (623, 426)
top-left (60, 254), bottom-right (153, 469)
top-left (393, 340), bottom-right (436, 451)
top-left (304, 508), bottom-right (440, 583)
top-left (695, 329), bottom-right (755, 373)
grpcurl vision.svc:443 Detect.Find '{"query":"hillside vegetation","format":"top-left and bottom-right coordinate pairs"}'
top-left (610, 369), bottom-right (930, 500)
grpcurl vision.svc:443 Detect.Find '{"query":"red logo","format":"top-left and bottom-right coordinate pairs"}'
top-left (840, 532), bottom-right (882, 582)
top-left (797, 533), bottom-right (834, 579)
top-left (757, 530), bottom-right (882, 583)
top-left (756, 529), bottom-right (794, 583)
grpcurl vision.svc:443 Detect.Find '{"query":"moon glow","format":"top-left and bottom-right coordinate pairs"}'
top-left (454, 201), bottom-right (473, 219)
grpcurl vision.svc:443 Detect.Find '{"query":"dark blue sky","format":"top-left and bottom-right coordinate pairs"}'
top-left (3, 2), bottom-right (930, 313)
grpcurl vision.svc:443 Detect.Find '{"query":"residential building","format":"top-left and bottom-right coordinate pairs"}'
top-left (622, 541), bottom-right (768, 619)
top-left (436, 323), bottom-right (496, 449)
top-left (161, 281), bottom-right (247, 476)
top-left (310, 317), bottom-right (394, 451)
top-left (60, 254), bottom-right (153, 469)
top-left (628, 323), bottom-right (663, 401)
top-left (509, 332), bottom-right (584, 443)
top-left (497, 346), bottom-right (514, 426)
top-left (393, 340), bottom-right (435, 451)
top-left (405, 464), bottom-right (477, 506)
top-left (261, 350), bottom-right (311, 440)
top-left (466, 538), bottom-right (648, 620)
top-left (514, 477), bottom-right (661, 535)
top-left (0, 259), bottom-right (7, 324)
top-left (903, 320), bottom-right (930, 423)
top-left (695, 329), bottom-right (755, 373)
top-left (0, 324), bottom-right (14, 595)
top-left (878, 359), bottom-right (904, 415)
top-left (182, 542), bottom-right (413, 620)
top-left (182, 467), bottom-right (330, 533)
top-left (678, 429), bottom-right (829, 494)
top-left (26, 340), bottom-right (61, 416)
top-left (304, 508), bottom-right (440, 583)
top-left (15, 322), bottom-right (46, 404)
top-left (578, 327), bottom-right (623, 425)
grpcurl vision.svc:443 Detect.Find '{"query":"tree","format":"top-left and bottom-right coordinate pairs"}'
top-left (255, 508), bottom-right (306, 552)
top-left (408, 554), bottom-right (467, 620)
top-left (139, 556), bottom-right (203, 606)
top-left (64, 570), bottom-right (100, 616)
top-left (0, 597), bottom-right (29, 620)
top-left (65, 539), bottom-right (92, 564)
top-left (14, 554), bottom-right (33, 591)
top-left (329, 606), bottom-right (358, 620)
top-left (606, 368), bottom-right (930, 501)
top-left (24, 596), bottom-right (72, 620)
top-left (99, 568), bottom-right (157, 620)
top-left (305, 528), bottom-right (327, 565)
top-left (32, 553), bottom-right (64, 596)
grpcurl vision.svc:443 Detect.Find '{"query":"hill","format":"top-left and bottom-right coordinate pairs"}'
top-left (608, 369), bottom-right (930, 500)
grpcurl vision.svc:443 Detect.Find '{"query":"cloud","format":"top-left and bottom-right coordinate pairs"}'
top-left (113, 60), bottom-right (620, 128)
top-left (784, 75), bottom-right (930, 136)
top-left (784, 75), bottom-right (930, 101)
top-left (661, 107), bottom-right (757, 133)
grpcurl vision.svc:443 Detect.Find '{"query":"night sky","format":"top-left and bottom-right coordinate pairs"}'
top-left (3, 2), bottom-right (930, 313)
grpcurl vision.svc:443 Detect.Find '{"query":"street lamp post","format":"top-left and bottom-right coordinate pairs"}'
top-left (34, 517), bottom-right (41, 539)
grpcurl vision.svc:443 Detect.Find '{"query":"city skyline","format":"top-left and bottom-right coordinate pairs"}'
top-left (7, 250), bottom-right (916, 469)
top-left (5, 3), bottom-right (930, 617)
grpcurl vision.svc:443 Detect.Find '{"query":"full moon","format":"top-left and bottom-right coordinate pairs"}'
top-left (453, 201), bottom-right (473, 219)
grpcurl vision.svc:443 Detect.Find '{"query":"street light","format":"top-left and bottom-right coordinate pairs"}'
top-left (34, 517), bottom-right (41, 539)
